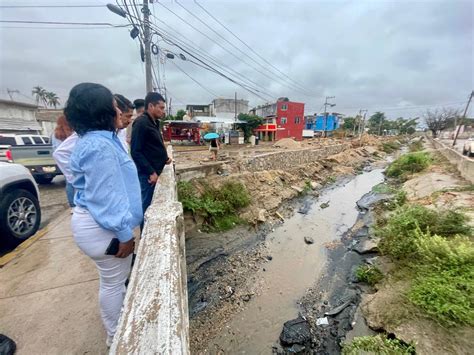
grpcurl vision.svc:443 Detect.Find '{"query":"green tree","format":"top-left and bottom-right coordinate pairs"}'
top-left (32, 86), bottom-right (47, 107)
top-left (367, 112), bottom-right (386, 135)
top-left (342, 116), bottom-right (356, 131)
top-left (236, 113), bottom-right (264, 141)
top-left (45, 91), bottom-right (60, 108)
top-left (175, 109), bottom-right (186, 121)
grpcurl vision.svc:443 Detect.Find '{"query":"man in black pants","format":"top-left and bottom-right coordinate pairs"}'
top-left (131, 92), bottom-right (171, 221)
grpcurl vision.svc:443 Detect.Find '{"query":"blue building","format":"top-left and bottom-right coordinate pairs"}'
top-left (305, 114), bottom-right (340, 133)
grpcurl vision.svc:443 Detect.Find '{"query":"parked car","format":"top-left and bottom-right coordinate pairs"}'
top-left (5, 145), bottom-right (61, 184)
top-left (462, 137), bottom-right (474, 157)
top-left (0, 162), bottom-right (41, 247)
top-left (0, 134), bottom-right (50, 162)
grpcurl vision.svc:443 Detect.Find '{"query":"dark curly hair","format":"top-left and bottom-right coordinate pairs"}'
top-left (64, 83), bottom-right (117, 136)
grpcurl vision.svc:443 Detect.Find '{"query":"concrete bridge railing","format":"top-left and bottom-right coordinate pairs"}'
top-left (110, 146), bottom-right (190, 354)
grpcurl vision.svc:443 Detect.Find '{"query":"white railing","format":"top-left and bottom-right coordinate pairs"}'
top-left (110, 147), bottom-right (190, 354)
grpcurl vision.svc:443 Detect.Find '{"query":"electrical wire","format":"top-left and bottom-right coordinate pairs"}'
top-left (194, 0), bottom-right (313, 95)
top-left (0, 20), bottom-right (129, 27)
top-left (157, 1), bottom-right (301, 95)
top-left (175, 0), bottom-right (312, 96)
top-left (0, 4), bottom-right (106, 8)
top-left (169, 60), bottom-right (219, 97)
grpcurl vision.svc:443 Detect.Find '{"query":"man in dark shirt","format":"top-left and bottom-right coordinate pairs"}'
top-left (131, 92), bottom-right (171, 215)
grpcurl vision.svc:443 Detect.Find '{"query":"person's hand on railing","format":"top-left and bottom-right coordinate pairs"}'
top-left (116, 239), bottom-right (135, 258)
top-left (148, 172), bottom-right (159, 185)
top-left (165, 157), bottom-right (172, 165)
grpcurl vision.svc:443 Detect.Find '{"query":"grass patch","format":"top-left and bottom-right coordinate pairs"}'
top-left (342, 334), bottom-right (415, 355)
top-left (377, 204), bottom-right (472, 260)
top-left (386, 152), bottom-right (432, 180)
top-left (381, 141), bottom-right (401, 154)
top-left (178, 180), bottom-right (251, 231)
top-left (409, 139), bottom-right (424, 152)
top-left (356, 265), bottom-right (384, 286)
top-left (372, 183), bottom-right (396, 194)
top-left (408, 233), bottom-right (474, 327)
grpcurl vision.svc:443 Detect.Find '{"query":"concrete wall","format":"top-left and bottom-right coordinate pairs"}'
top-left (244, 143), bottom-right (350, 172)
top-left (429, 137), bottom-right (474, 183)
top-left (110, 147), bottom-right (190, 354)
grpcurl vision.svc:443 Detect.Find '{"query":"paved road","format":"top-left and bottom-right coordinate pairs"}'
top-left (38, 175), bottom-right (69, 229)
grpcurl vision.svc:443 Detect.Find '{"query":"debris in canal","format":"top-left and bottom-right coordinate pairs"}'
top-left (304, 236), bottom-right (314, 245)
top-left (279, 317), bottom-right (311, 347)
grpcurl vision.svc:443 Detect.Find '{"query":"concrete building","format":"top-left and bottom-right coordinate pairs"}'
top-left (36, 109), bottom-right (62, 137)
top-left (251, 98), bottom-right (305, 141)
top-left (0, 99), bottom-right (41, 135)
top-left (209, 98), bottom-right (249, 119)
top-left (186, 104), bottom-right (211, 118)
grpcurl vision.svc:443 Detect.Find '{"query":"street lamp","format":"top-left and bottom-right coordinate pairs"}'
top-left (106, 3), bottom-right (127, 18)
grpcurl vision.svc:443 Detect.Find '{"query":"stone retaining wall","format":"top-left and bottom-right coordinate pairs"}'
top-left (110, 147), bottom-right (190, 355)
top-left (429, 137), bottom-right (474, 183)
top-left (244, 143), bottom-right (351, 172)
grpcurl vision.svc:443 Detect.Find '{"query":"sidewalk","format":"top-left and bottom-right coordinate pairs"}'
top-left (0, 211), bottom-right (107, 354)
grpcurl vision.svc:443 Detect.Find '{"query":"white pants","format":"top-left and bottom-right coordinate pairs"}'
top-left (71, 207), bottom-right (132, 338)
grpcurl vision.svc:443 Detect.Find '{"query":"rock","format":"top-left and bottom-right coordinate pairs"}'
top-left (353, 227), bottom-right (369, 238)
top-left (298, 200), bottom-right (311, 214)
top-left (257, 209), bottom-right (267, 223)
top-left (287, 344), bottom-right (306, 353)
top-left (279, 317), bottom-right (311, 346)
top-left (365, 256), bottom-right (379, 265)
top-left (320, 201), bottom-right (330, 209)
top-left (241, 294), bottom-right (251, 302)
top-left (310, 181), bottom-right (321, 190)
top-left (266, 255), bottom-right (273, 261)
top-left (356, 192), bottom-right (391, 210)
top-left (353, 238), bottom-right (379, 254)
top-left (304, 236), bottom-right (314, 244)
top-left (291, 185), bottom-right (304, 194)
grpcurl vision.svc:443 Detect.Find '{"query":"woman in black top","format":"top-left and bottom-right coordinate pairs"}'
top-left (209, 138), bottom-right (220, 160)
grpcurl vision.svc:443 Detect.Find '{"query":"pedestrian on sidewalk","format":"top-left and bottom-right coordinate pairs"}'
top-left (52, 115), bottom-right (75, 208)
top-left (114, 94), bottom-right (134, 153)
top-left (65, 83), bottom-right (143, 347)
top-left (131, 92), bottom-right (172, 218)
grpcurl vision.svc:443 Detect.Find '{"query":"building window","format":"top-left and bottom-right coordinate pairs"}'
top-left (295, 117), bottom-right (301, 124)
top-left (281, 104), bottom-right (288, 111)
top-left (281, 117), bottom-right (287, 124)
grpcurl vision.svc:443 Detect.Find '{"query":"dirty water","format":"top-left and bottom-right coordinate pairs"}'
top-left (205, 169), bottom-right (384, 354)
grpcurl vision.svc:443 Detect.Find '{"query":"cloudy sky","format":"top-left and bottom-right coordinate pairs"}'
top-left (0, 0), bottom-right (472, 120)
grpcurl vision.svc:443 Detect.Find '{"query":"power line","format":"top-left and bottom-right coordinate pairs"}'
top-left (156, 1), bottom-right (292, 95)
top-left (0, 25), bottom-right (129, 30)
top-left (175, 0), bottom-right (311, 96)
top-left (194, 0), bottom-right (313, 95)
top-left (170, 61), bottom-right (219, 98)
top-left (0, 4), bottom-right (106, 8)
top-left (0, 20), bottom-right (129, 27)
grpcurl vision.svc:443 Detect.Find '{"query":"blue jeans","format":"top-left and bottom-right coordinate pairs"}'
top-left (66, 182), bottom-right (75, 207)
top-left (138, 173), bottom-right (155, 216)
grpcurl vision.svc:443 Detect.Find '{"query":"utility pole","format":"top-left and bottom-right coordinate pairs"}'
top-left (453, 90), bottom-right (473, 147)
top-left (168, 97), bottom-right (172, 117)
top-left (323, 96), bottom-right (335, 138)
top-left (234, 91), bottom-right (237, 131)
top-left (143, 0), bottom-right (153, 93)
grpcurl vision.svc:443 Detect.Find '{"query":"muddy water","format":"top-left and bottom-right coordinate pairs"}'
top-left (206, 169), bottom-right (384, 354)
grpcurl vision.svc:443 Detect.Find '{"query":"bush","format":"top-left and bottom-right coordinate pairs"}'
top-left (343, 334), bottom-right (415, 355)
top-left (356, 265), bottom-right (384, 286)
top-left (386, 152), bottom-right (432, 179)
top-left (377, 204), bottom-right (471, 260)
top-left (408, 234), bottom-right (474, 327)
top-left (177, 180), bottom-right (251, 231)
top-left (381, 141), bottom-right (401, 154)
top-left (409, 139), bottom-right (424, 152)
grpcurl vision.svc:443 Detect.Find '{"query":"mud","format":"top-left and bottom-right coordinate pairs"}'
top-left (188, 167), bottom-right (386, 353)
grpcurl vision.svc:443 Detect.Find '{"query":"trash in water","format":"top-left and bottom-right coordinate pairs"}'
top-left (316, 317), bottom-right (329, 326)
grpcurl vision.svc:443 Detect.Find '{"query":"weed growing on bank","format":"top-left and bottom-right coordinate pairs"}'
top-left (376, 202), bottom-right (473, 326)
top-left (376, 204), bottom-right (472, 260)
top-left (408, 139), bottom-right (424, 152)
top-left (380, 141), bottom-right (401, 154)
top-left (178, 180), bottom-right (251, 232)
top-left (356, 265), bottom-right (383, 286)
top-left (342, 334), bottom-right (415, 355)
top-left (385, 152), bottom-right (432, 180)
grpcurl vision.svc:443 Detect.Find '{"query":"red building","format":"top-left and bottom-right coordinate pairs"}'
top-left (251, 98), bottom-right (305, 141)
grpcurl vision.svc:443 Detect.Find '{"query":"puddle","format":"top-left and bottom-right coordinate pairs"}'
top-left (205, 169), bottom-right (384, 353)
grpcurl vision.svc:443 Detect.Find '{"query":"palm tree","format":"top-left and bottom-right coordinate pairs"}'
top-left (45, 91), bottom-right (60, 108)
top-left (32, 86), bottom-right (47, 106)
